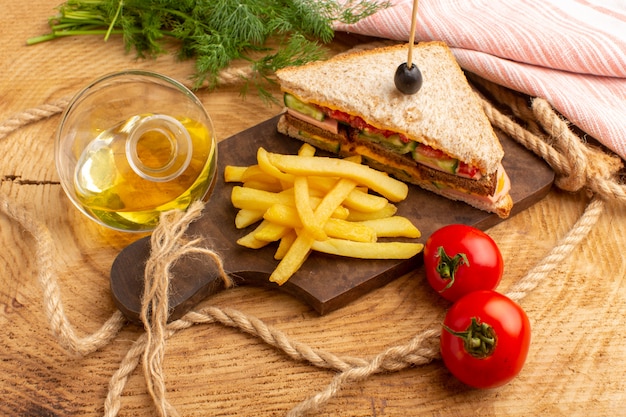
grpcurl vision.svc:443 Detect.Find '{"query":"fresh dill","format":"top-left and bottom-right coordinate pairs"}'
top-left (28, 0), bottom-right (389, 96)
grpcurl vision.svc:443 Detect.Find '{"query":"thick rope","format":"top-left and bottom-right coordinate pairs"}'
top-left (478, 87), bottom-right (625, 203)
top-left (286, 326), bottom-right (441, 417)
top-left (506, 196), bottom-right (605, 302)
top-left (0, 66), bottom-right (254, 141)
top-left (0, 191), bottom-right (126, 356)
top-left (0, 97), bottom-right (71, 140)
top-left (1, 66), bottom-right (624, 416)
top-left (139, 201), bottom-right (233, 417)
top-left (104, 306), bottom-right (372, 417)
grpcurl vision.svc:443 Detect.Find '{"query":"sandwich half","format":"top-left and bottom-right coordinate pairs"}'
top-left (275, 41), bottom-right (513, 218)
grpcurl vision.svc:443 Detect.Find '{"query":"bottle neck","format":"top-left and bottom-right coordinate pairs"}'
top-left (125, 114), bottom-right (192, 182)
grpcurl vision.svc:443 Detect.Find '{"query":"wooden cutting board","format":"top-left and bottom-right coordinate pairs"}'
top-left (110, 115), bottom-right (554, 324)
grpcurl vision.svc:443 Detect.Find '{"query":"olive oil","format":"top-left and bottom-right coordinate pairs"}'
top-left (73, 113), bottom-right (217, 231)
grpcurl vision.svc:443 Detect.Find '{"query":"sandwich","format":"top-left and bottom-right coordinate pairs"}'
top-left (274, 41), bottom-right (513, 218)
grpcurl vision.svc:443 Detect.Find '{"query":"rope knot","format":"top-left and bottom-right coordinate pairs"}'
top-left (140, 200), bottom-right (232, 417)
top-left (530, 98), bottom-right (623, 196)
top-left (475, 78), bottom-right (624, 204)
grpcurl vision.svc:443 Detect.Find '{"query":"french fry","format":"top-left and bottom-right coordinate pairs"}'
top-left (264, 204), bottom-right (376, 243)
top-left (343, 188), bottom-right (388, 213)
top-left (298, 142), bottom-right (317, 157)
top-left (270, 232), bottom-right (315, 285)
top-left (275, 229), bottom-right (297, 260)
top-left (242, 180), bottom-right (284, 193)
top-left (231, 186), bottom-right (294, 211)
top-left (329, 204), bottom-right (350, 220)
top-left (254, 221), bottom-right (290, 242)
top-left (228, 144), bottom-right (424, 286)
top-left (232, 186), bottom-right (349, 219)
top-left (311, 239), bottom-right (424, 259)
top-left (224, 165), bottom-right (248, 183)
top-left (325, 219), bottom-right (376, 243)
top-left (262, 204), bottom-right (302, 228)
top-left (343, 154), bottom-right (362, 164)
top-left (358, 216), bottom-right (422, 238)
top-left (235, 208), bottom-right (265, 229)
top-left (294, 175), bottom-right (327, 241)
top-left (240, 164), bottom-right (275, 182)
top-left (265, 150), bottom-right (408, 202)
top-left (257, 147), bottom-right (295, 186)
top-left (236, 220), bottom-right (275, 249)
top-left (313, 178), bottom-right (357, 224)
top-left (307, 176), bottom-right (388, 213)
top-left (294, 177), bottom-right (359, 242)
top-left (346, 203), bottom-right (398, 222)
top-left (240, 164), bottom-right (284, 192)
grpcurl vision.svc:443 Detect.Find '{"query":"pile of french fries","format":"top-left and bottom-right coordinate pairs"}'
top-left (224, 144), bottom-right (424, 285)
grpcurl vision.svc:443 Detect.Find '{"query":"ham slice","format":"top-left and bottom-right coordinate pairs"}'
top-left (286, 108), bottom-right (339, 135)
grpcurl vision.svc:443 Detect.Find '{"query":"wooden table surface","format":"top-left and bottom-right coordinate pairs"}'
top-left (2, 1), bottom-right (625, 416)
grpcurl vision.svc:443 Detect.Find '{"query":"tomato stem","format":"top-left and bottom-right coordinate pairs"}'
top-left (435, 246), bottom-right (469, 292)
top-left (443, 317), bottom-right (496, 358)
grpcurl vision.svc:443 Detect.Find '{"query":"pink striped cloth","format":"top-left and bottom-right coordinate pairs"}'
top-left (334, 0), bottom-right (626, 161)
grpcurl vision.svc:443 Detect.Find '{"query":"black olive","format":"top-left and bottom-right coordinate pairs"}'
top-left (394, 62), bottom-right (423, 95)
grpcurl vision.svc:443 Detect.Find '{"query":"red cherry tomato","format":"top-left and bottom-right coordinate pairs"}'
top-left (440, 290), bottom-right (531, 389)
top-left (424, 224), bottom-right (503, 302)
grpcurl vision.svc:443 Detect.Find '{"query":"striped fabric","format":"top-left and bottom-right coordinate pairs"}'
top-left (334, 0), bottom-right (626, 161)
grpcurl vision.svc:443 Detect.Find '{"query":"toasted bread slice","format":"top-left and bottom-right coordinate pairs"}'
top-left (276, 41), bottom-right (503, 175)
top-left (275, 42), bottom-right (512, 218)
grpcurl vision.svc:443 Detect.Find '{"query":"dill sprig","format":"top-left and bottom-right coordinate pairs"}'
top-left (28, 0), bottom-right (389, 96)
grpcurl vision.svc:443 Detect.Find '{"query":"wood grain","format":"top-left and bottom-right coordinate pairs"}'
top-left (1, 1), bottom-right (625, 416)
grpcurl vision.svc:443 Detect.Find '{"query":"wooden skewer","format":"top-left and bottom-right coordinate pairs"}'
top-left (407, 0), bottom-right (419, 68)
